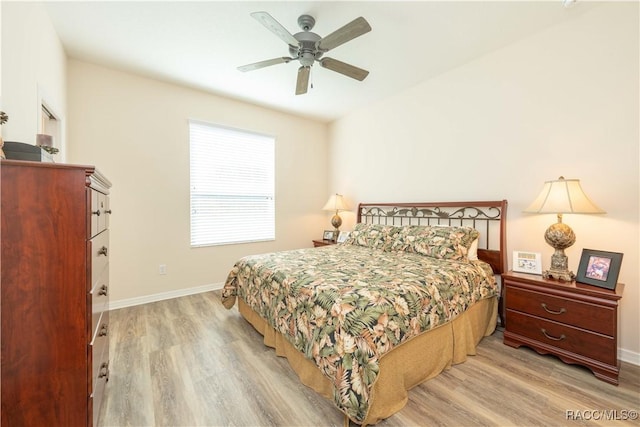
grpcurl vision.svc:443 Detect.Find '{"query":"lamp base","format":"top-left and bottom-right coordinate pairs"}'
top-left (330, 213), bottom-right (342, 229)
top-left (543, 268), bottom-right (575, 281)
top-left (542, 216), bottom-right (576, 282)
top-left (330, 213), bottom-right (342, 242)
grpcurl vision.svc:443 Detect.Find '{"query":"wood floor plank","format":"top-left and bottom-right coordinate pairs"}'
top-left (99, 337), bottom-right (154, 427)
top-left (149, 346), bottom-right (198, 427)
top-left (99, 291), bottom-right (640, 426)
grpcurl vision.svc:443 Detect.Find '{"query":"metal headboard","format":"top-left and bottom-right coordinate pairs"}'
top-left (357, 200), bottom-right (508, 274)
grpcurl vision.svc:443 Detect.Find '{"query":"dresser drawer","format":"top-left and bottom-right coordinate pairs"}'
top-left (90, 311), bottom-right (109, 383)
top-left (92, 361), bottom-right (109, 427)
top-left (91, 269), bottom-right (109, 332)
top-left (90, 344), bottom-right (109, 427)
top-left (90, 230), bottom-right (109, 288)
top-left (505, 285), bottom-right (615, 336)
top-left (91, 300), bottom-right (109, 347)
top-left (506, 310), bottom-right (617, 366)
top-left (90, 190), bottom-right (109, 237)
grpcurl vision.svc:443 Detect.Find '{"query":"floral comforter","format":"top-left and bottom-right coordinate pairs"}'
top-left (221, 244), bottom-right (497, 423)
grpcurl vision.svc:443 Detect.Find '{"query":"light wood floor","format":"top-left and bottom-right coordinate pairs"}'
top-left (99, 291), bottom-right (639, 427)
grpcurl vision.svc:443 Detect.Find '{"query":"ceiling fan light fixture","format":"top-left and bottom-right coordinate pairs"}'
top-left (299, 52), bottom-right (315, 67)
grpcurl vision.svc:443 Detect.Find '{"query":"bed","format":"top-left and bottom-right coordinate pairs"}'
top-left (222, 201), bottom-right (508, 425)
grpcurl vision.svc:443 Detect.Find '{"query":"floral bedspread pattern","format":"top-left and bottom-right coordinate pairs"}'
top-left (222, 245), bottom-right (497, 423)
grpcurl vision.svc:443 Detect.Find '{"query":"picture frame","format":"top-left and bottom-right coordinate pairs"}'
top-left (323, 230), bottom-right (334, 241)
top-left (337, 231), bottom-right (350, 244)
top-left (512, 250), bottom-right (542, 275)
top-left (576, 249), bottom-right (623, 290)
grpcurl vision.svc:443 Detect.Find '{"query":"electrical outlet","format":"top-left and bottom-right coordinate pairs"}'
top-left (159, 264), bottom-right (167, 275)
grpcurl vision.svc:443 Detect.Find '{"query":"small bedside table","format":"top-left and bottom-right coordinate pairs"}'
top-left (502, 271), bottom-right (623, 385)
top-left (312, 239), bottom-right (335, 247)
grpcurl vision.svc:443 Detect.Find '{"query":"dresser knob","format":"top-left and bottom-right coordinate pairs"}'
top-left (98, 361), bottom-right (109, 380)
top-left (105, 209), bottom-right (112, 214)
top-left (541, 303), bottom-right (566, 315)
top-left (541, 328), bottom-right (566, 341)
top-left (98, 246), bottom-right (108, 256)
top-left (98, 285), bottom-right (108, 296)
top-left (98, 323), bottom-right (109, 337)
top-left (92, 210), bottom-right (101, 216)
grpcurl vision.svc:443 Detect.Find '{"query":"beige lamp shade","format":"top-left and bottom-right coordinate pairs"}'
top-left (524, 177), bottom-right (605, 214)
top-left (322, 194), bottom-right (350, 212)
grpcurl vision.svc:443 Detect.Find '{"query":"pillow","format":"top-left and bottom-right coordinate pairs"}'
top-left (468, 237), bottom-right (479, 261)
top-left (343, 223), bottom-right (400, 251)
top-left (390, 225), bottom-right (479, 262)
top-left (431, 224), bottom-right (479, 261)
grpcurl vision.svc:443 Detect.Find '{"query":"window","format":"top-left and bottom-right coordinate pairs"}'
top-left (189, 121), bottom-right (275, 247)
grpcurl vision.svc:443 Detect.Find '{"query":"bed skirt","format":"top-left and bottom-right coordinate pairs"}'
top-left (237, 296), bottom-right (498, 425)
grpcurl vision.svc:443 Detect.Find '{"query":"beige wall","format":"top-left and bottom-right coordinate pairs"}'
top-left (1, 2), bottom-right (67, 159)
top-left (3, 1), bottom-right (638, 361)
top-left (66, 60), bottom-right (329, 303)
top-left (329, 3), bottom-right (639, 360)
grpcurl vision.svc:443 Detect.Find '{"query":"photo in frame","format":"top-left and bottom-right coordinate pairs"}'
top-left (323, 230), bottom-right (334, 241)
top-left (512, 250), bottom-right (542, 275)
top-left (576, 249), bottom-right (623, 290)
top-left (337, 231), bottom-right (350, 244)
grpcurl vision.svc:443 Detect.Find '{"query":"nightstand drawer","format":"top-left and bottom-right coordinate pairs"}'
top-left (506, 310), bottom-right (617, 366)
top-left (312, 239), bottom-right (335, 247)
top-left (505, 285), bottom-right (615, 336)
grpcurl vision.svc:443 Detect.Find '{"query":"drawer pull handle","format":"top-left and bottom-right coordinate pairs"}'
top-left (98, 323), bottom-right (109, 337)
top-left (98, 246), bottom-right (108, 256)
top-left (105, 209), bottom-right (112, 214)
top-left (541, 328), bottom-right (566, 341)
top-left (98, 285), bottom-right (108, 296)
top-left (92, 210), bottom-right (101, 216)
top-left (98, 362), bottom-right (109, 380)
top-left (541, 303), bottom-right (566, 315)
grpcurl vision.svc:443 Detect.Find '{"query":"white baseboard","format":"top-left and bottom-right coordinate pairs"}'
top-left (108, 282), bottom-right (640, 367)
top-left (109, 282), bottom-right (224, 310)
top-left (619, 348), bottom-right (640, 366)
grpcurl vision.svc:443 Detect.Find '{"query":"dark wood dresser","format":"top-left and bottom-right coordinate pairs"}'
top-left (502, 271), bottom-right (623, 385)
top-left (1, 160), bottom-right (112, 426)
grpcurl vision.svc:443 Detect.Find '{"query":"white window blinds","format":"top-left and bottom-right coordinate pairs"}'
top-left (189, 120), bottom-right (275, 247)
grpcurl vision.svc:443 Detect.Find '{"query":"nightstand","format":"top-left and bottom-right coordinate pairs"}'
top-left (312, 239), bottom-right (335, 247)
top-left (502, 271), bottom-right (623, 385)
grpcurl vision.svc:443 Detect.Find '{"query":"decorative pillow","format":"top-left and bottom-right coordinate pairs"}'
top-left (343, 223), bottom-right (400, 251)
top-left (431, 224), bottom-right (479, 261)
top-left (390, 225), bottom-right (480, 262)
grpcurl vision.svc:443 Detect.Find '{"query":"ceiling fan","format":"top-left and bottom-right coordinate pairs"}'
top-left (238, 12), bottom-right (372, 95)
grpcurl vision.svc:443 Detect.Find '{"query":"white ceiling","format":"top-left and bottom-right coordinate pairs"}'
top-left (44, 1), bottom-right (596, 123)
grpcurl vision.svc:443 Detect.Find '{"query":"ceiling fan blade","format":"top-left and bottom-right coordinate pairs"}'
top-left (319, 58), bottom-right (369, 81)
top-left (296, 66), bottom-right (310, 95)
top-left (238, 57), bottom-right (292, 72)
top-left (251, 11), bottom-right (299, 47)
top-left (317, 17), bottom-right (371, 52)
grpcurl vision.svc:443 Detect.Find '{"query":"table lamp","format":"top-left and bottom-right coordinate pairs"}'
top-left (524, 176), bottom-right (605, 281)
top-left (322, 194), bottom-right (349, 241)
